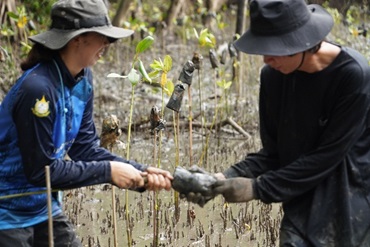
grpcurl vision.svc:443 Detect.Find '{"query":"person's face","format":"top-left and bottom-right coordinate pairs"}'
top-left (76, 32), bottom-right (110, 67)
top-left (263, 53), bottom-right (304, 74)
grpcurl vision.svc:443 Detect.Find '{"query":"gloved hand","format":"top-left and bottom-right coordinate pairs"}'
top-left (187, 165), bottom-right (211, 175)
top-left (180, 191), bottom-right (213, 207)
top-left (212, 177), bottom-right (255, 203)
top-left (187, 166), bottom-right (225, 180)
top-left (178, 165), bottom-right (218, 207)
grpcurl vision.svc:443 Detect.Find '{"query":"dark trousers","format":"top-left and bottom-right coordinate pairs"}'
top-left (0, 213), bottom-right (81, 247)
top-left (279, 217), bottom-right (311, 247)
top-left (280, 227), bottom-right (311, 247)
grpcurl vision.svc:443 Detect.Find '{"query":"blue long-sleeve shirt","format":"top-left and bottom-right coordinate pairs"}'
top-left (0, 56), bottom-right (145, 229)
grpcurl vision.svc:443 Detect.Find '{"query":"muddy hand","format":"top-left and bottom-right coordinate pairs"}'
top-left (212, 177), bottom-right (255, 203)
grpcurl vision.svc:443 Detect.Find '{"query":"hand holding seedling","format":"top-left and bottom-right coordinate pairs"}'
top-left (110, 161), bottom-right (145, 189)
top-left (144, 166), bottom-right (173, 191)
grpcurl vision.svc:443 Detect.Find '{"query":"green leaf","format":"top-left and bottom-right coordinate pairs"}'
top-left (106, 73), bottom-right (128, 79)
top-left (1, 28), bottom-right (15, 36)
top-left (138, 60), bottom-right (152, 83)
top-left (20, 41), bottom-right (32, 52)
top-left (147, 70), bottom-right (160, 79)
top-left (162, 87), bottom-right (170, 96)
top-left (193, 28), bottom-right (199, 39)
top-left (150, 59), bottom-right (164, 71)
top-left (216, 79), bottom-right (232, 89)
top-left (136, 36), bottom-right (154, 54)
top-left (199, 28), bottom-right (208, 37)
top-left (198, 28), bottom-right (216, 48)
top-left (7, 12), bottom-right (19, 20)
top-left (165, 80), bottom-right (174, 95)
top-left (224, 81), bottom-right (232, 89)
top-left (163, 55), bottom-right (172, 73)
top-left (128, 68), bottom-right (141, 86)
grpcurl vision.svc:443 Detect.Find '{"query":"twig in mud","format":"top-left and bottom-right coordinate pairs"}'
top-left (226, 117), bottom-right (251, 139)
top-left (45, 166), bottom-right (54, 247)
top-left (121, 116), bottom-right (252, 138)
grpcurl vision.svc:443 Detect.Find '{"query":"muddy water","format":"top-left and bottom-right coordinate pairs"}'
top-left (64, 188), bottom-right (282, 247)
top-left (63, 131), bottom-right (282, 247)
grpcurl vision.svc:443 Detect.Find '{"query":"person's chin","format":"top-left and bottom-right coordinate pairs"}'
top-left (90, 58), bottom-right (100, 66)
top-left (276, 67), bottom-right (292, 74)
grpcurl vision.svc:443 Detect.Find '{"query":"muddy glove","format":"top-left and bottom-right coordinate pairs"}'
top-left (187, 165), bottom-right (210, 174)
top-left (173, 165), bottom-right (218, 207)
top-left (212, 177), bottom-right (255, 203)
top-left (180, 191), bottom-right (213, 207)
top-left (185, 166), bottom-right (217, 207)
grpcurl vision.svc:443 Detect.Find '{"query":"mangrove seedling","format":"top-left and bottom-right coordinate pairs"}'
top-left (107, 35), bottom-right (155, 247)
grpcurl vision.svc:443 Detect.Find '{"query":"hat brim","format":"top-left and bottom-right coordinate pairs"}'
top-left (234, 4), bottom-right (334, 56)
top-left (29, 26), bottom-right (134, 50)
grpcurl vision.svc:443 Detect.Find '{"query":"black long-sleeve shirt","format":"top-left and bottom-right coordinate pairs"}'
top-left (224, 46), bottom-right (370, 246)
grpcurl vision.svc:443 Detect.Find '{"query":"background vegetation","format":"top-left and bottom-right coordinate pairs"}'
top-left (0, 0), bottom-right (369, 246)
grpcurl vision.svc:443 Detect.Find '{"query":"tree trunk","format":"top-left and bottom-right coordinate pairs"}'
top-left (164, 0), bottom-right (186, 31)
top-left (204, 0), bottom-right (229, 30)
top-left (235, 0), bottom-right (246, 36)
top-left (111, 0), bottom-right (133, 27)
top-left (0, 0), bottom-right (17, 30)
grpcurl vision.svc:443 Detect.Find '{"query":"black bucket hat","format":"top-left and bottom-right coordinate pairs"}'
top-left (234, 0), bottom-right (334, 56)
top-left (29, 0), bottom-right (134, 50)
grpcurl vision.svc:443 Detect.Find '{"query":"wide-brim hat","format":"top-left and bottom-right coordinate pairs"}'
top-left (234, 0), bottom-right (334, 56)
top-left (29, 0), bottom-right (134, 50)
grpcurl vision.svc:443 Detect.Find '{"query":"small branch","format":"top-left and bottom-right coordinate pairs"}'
top-left (226, 117), bottom-right (251, 139)
top-left (45, 166), bottom-right (54, 247)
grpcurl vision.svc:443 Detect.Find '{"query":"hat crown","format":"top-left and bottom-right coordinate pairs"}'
top-left (29, 0), bottom-right (134, 50)
top-left (233, 0), bottom-right (334, 56)
top-left (250, 0), bottom-right (311, 36)
top-left (51, 0), bottom-right (111, 30)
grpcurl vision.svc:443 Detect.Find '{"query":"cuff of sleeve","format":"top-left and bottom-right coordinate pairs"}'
top-left (251, 179), bottom-right (259, 199)
top-left (129, 160), bottom-right (148, 172)
top-left (106, 161), bottom-right (113, 184)
top-left (223, 166), bottom-right (255, 179)
top-left (223, 167), bottom-right (240, 178)
top-left (113, 157), bottom-right (148, 171)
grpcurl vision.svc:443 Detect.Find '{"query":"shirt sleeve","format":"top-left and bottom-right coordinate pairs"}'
top-left (13, 70), bottom-right (143, 190)
top-left (226, 58), bottom-right (370, 203)
top-left (257, 61), bottom-right (370, 203)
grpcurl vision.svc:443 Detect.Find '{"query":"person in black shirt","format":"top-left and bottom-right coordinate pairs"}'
top-left (0, 0), bottom-right (172, 246)
top-left (185, 0), bottom-right (370, 246)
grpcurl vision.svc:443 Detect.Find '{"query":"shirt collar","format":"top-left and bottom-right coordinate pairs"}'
top-left (54, 54), bottom-right (85, 88)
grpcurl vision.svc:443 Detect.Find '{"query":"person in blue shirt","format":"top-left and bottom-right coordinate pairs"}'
top-left (0, 0), bottom-right (172, 246)
top-left (184, 0), bottom-right (370, 246)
